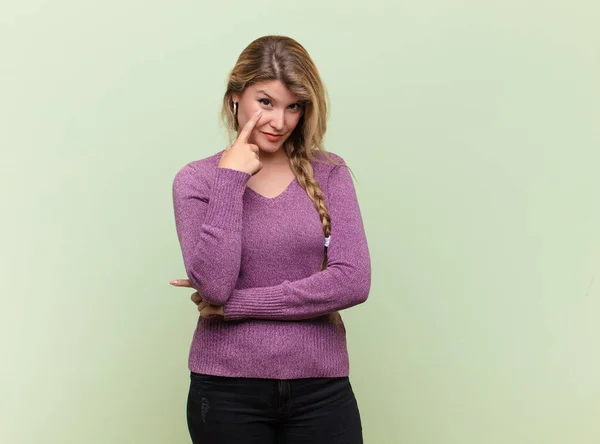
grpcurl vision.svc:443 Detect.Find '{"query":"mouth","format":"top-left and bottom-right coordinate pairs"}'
top-left (261, 131), bottom-right (284, 142)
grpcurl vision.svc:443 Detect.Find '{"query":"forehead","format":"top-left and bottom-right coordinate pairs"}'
top-left (245, 80), bottom-right (299, 103)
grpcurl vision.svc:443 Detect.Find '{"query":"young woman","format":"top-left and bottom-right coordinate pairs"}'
top-left (170, 35), bottom-right (371, 444)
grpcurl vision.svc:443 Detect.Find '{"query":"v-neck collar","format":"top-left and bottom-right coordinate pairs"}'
top-left (245, 177), bottom-right (298, 202)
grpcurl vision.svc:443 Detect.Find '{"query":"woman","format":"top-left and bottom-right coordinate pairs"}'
top-left (170, 35), bottom-right (371, 444)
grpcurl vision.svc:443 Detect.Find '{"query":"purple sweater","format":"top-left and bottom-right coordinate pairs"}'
top-left (172, 150), bottom-right (371, 379)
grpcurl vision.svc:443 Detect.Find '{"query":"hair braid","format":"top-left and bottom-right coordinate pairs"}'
top-left (289, 149), bottom-right (331, 271)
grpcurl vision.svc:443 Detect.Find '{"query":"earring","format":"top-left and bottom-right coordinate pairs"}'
top-left (233, 101), bottom-right (238, 116)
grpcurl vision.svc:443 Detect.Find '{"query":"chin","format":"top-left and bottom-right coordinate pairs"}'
top-left (258, 145), bottom-right (283, 155)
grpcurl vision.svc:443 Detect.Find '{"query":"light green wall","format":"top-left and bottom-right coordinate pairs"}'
top-left (1, 1), bottom-right (599, 443)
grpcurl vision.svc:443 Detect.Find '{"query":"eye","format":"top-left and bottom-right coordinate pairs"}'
top-left (258, 98), bottom-right (272, 106)
top-left (288, 103), bottom-right (302, 112)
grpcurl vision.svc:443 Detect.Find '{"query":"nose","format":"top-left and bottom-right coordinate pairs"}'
top-left (268, 109), bottom-right (285, 132)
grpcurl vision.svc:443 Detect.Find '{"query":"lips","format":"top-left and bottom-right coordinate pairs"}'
top-left (262, 131), bottom-right (284, 142)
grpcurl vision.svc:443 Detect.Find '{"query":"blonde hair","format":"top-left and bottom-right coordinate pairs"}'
top-left (221, 36), bottom-right (347, 324)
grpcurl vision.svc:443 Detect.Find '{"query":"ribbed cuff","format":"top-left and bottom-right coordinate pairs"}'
top-left (203, 167), bottom-right (251, 230)
top-left (224, 286), bottom-right (287, 321)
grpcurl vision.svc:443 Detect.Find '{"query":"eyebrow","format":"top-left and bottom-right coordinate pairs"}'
top-left (256, 90), bottom-right (300, 105)
top-left (256, 90), bottom-right (273, 100)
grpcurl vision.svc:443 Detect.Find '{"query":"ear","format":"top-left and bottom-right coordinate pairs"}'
top-left (231, 93), bottom-right (240, 103)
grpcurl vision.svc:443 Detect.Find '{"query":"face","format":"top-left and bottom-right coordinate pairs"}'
top-left (233, 80), bottom-right (304, 153)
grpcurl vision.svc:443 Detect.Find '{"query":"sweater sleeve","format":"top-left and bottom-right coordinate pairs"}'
top-left (172, 163), bottom-right (251, 306)
top-left (223, 162), bottom-right (371, 321)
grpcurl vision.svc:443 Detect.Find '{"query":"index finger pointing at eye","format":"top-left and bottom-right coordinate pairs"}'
top-left (237, 110), bottom-right (263, 143)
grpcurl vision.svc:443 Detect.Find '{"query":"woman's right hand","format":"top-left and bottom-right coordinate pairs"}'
top-left (218, 109), bottom-right (263, 175)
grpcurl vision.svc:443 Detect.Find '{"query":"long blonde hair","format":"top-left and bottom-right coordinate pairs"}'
top-left (221, 35), bottom-right (345, 274)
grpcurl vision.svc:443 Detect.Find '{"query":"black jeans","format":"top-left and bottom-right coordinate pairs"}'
top-left (187, 372), bottom-right (363, 444)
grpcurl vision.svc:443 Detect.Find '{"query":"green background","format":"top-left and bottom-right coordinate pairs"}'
top-left (1, 1), bottom-right (599, 443)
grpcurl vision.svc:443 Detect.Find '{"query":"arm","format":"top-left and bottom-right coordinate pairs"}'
top-left (223, 162), bottom-right (371, 321)
top-left (172, 163), bottom-right (251, 306)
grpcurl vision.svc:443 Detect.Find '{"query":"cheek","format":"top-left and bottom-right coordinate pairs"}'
top-left (238, 102), bottom-right (260, 125)
top-left (287, 114), bottom-right (302, 131)
top-left (241, 102), bottom-right (261, 118)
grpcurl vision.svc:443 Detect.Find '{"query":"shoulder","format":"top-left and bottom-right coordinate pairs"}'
top-left (172, 150), bottom-right (225, 194)
top-left (310, 150), bottom-right (351, 180)
top-left (310, 150), bottom-right (347, 174)
top-left (308, 151), bottom-right (355, 200)
top-left (310, 149), bottom-right (346, 165)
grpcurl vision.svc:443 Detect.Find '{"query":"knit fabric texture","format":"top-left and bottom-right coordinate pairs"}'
top-left (172, 150), bottom-right (371, 379)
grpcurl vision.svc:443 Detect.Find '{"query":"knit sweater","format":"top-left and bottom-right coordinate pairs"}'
top-left (172, 150), bottom-right (371, 379)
